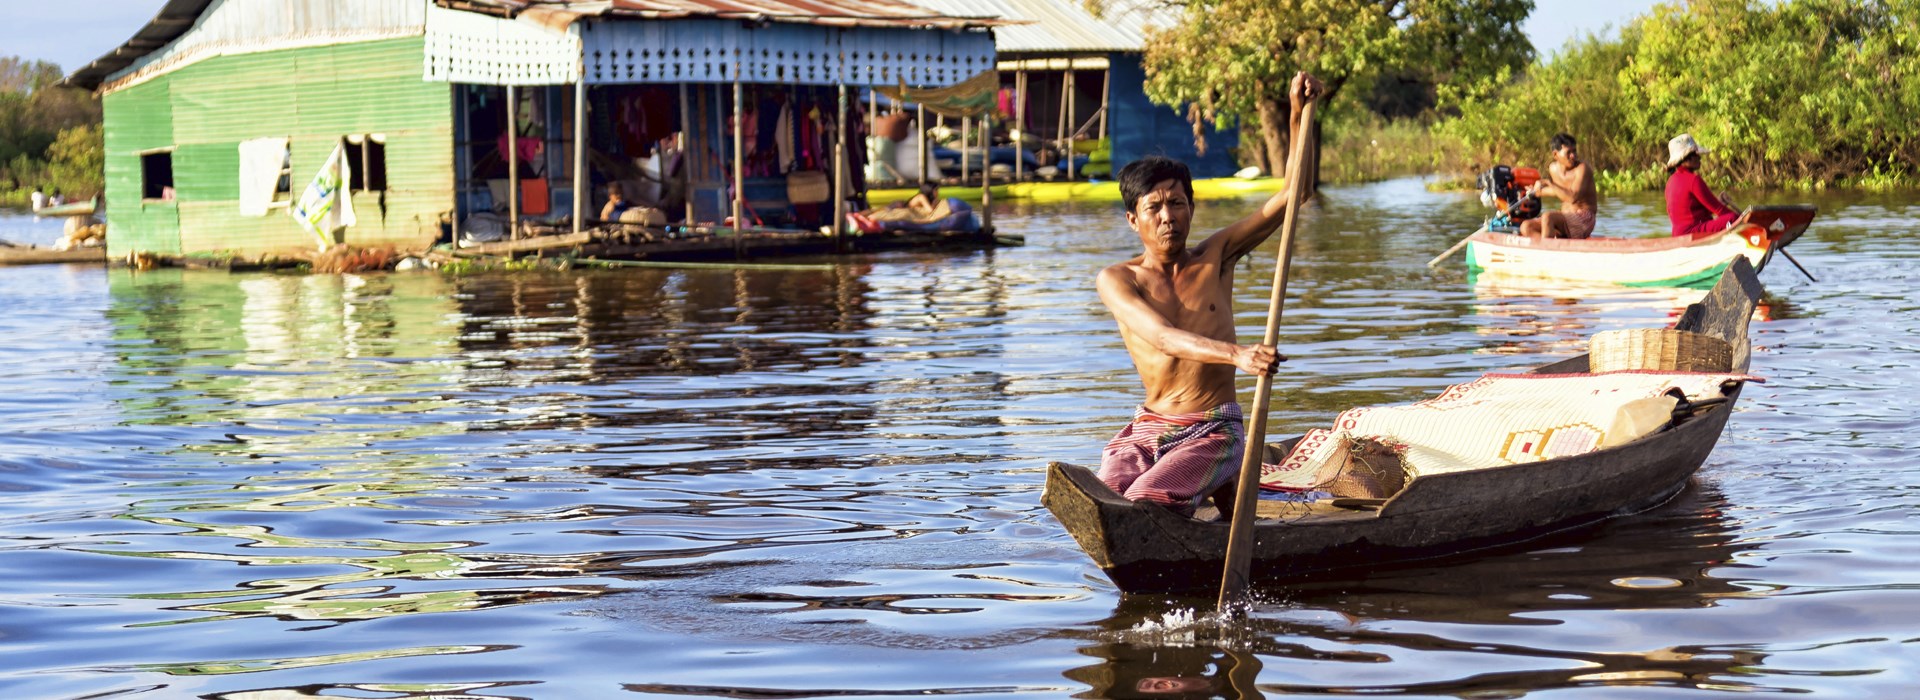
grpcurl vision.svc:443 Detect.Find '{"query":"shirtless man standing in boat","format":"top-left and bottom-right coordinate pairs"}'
top-left (1095, 71), bottom-right (1322, 517)
top-left (1520, 133), bottom-right (1598, 239)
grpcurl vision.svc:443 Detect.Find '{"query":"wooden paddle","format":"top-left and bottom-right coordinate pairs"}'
top-left (1218, 96), bottom-right (1318, 612)
top-left (1427, 228), bottom-right (1481, 268)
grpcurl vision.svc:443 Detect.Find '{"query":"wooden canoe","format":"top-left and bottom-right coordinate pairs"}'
top-left (0, 245), bottom-right (108, 266)
top-left (1463, 205), bottom-right (1814, 288)
top-left (1042, 257), bottom-right (1765, 595)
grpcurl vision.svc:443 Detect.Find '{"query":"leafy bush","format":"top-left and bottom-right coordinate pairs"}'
top-left (1440, 0), bottom-right (1920, 190)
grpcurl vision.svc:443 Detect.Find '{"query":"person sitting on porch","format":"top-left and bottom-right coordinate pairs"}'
top-left (1665, 134), bottom-right (1745, 236)
top-left (903, 183), bottom-right (940, 216)
top-left (599, 181), bottom-right (664, 227)
top-left (599, 181), bottom-right (634, 222)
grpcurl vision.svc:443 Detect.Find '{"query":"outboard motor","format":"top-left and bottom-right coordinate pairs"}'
top-left (1477, 165), bottom-right (1542, 230)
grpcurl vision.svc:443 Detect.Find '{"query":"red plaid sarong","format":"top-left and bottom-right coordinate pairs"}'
top-left (1099, 402), bottom-right (1245, 514)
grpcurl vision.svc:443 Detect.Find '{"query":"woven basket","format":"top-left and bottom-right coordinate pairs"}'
top-left (1589, 328), bottom-right (1732, 373)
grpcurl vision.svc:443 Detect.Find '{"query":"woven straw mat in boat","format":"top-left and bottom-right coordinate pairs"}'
top-left (1260, 371), bottom-right (1758, 492)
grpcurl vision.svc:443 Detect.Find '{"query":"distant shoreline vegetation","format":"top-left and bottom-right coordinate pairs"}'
top-left (1347, 0), bottom-right (1920, 192)
top-left (0, 57), bottom-right (102, 210)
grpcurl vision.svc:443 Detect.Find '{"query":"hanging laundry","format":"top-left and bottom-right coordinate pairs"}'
top-left (237, 136), bottom-right (287, 217)
top-left (291, 141), bottom-right (356, 251)
top-left (774, 101), bottom-right (794, 174)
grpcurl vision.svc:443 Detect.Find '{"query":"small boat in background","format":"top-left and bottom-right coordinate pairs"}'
top-left (1461, 205), bottom-right (1815, 288)
top-left (33, 196), bottom-right (99, 219)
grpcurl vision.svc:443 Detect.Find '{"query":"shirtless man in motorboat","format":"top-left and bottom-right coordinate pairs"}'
top-left (1521, 133), bottom-right (1598, 239)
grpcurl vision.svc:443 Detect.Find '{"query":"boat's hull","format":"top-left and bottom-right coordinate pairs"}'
top-left (1044, 385), bottom-right (1736, 594)
top-left (1465, 227), bottom-right (1763, 288)
top-left (0, 246), bottom-right (107, 266)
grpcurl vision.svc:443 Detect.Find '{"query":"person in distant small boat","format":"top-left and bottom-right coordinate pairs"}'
top-left (1521, 133), bottom-right (1597, 239)
top-left (1094, 71), bottom-right (1322, 518)
top-left (29, 187), bottom-right (46, 213)
top-left (1665, 133), bottom-right (1744, 236)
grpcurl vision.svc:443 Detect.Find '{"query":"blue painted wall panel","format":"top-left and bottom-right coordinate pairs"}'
top-left (1106, 53), bottom-right (1240, 179)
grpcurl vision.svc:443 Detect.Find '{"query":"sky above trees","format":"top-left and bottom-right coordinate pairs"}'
top-left (3, 0), bottom-right (1661, 75)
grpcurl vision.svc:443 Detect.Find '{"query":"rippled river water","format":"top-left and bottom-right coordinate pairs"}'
top-left (1, 178), bottom-right (1914, 698)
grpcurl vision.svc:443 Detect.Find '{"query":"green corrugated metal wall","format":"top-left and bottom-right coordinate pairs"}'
top-left (103, 79), bottom-right (181, 255)
top-left (102, 37), bottom-right (452, 258)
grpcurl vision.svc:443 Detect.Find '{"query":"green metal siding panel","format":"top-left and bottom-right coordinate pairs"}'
top-left (106, 36), bottom-right (453, 257)
top-left (102, 79), bottom-right (182, 255)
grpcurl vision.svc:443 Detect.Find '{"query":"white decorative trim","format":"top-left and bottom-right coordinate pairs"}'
top-left (424, 2), bottom-right (582, 86)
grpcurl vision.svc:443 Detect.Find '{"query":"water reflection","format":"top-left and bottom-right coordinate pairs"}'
top-left (3, 179), bottom-right (1914, 698)
top-left (1067, 483), bottom-right (1792, 697)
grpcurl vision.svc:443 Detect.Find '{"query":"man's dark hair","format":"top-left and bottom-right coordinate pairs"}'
top-left (918, 182), bottom-right (939, 198)
top-left (1118, 156), bottom-right (1195, 213)
top-left (1549, 133), bottom-right (1577, 152)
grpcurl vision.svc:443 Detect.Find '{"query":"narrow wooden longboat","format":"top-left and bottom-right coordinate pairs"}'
top-left (0, 245), bottom-right (108, 265)
top-left (1043, 258), bottom-right (1765, 595)
top-left (1463, 205), bottom-right (1814, 287)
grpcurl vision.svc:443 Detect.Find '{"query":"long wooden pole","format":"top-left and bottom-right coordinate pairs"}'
top-left (1218, 98), bottom-right (1317, 611)
top-left (573, 73), bottom-right (586, 234)
top-left (680, 83), bottom-right (693, 226)
top-left (979, 114), bottom-right (992, 230)
top-left (506, 84), bottom-right (519, 240)
top-left (917, 102), bottom-right (928, 184)
top-left (1015, 70), bottom-right (1026, 182)
top-left (961, 116), bottom-right (971, 182)
top-left (1098, 66), bottom-right (1110, 141)
top-left (732, 73), bottom-right (745, 238)
top-left (1065, 68), bottom-right (1076, 180)
top-left (834, 82), bottom-right (848, 248)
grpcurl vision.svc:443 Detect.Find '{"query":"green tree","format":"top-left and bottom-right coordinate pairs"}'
top-left (0, 55), bottom-right (101, 204)
top-left (1445, 0), bottom-right (1920, 190)
top-left (1128, 0), bottom-right (1534, 186)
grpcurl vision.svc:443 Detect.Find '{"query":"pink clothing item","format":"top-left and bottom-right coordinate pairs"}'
top-left (1565, 208), bottom-right (1596, 238)
top-left (1666, 166), bottom-right (1737, 236)
top-left (1100, 402), bottom-right (1245, 514)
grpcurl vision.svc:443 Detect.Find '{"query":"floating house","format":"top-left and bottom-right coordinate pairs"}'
top-left (914, 0), bottom-right (1241, 180)
top-left (66, 0), bottom-right (1003, 259)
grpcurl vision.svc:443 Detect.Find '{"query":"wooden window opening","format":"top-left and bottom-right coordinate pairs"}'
top-left (140, 149), bottom-right (175, 201)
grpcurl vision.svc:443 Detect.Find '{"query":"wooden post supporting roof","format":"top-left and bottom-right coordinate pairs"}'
top-left (732, 73), bottom-right (745, 243)
top-left (573, 72), bottom-right (586, 234)
top-left (679, 83), bottom-right (693, 227)
top-left (960, 116), bottom-right (970, 182)
top-left (834, 82), bottom-right (848, 250)
top-left (507, 84), bottom-right (519, 240)
top-left (1015, 70), bottom-right (1026, 182)
top-left (1065, 69), bottom-right (1076, 180)
top-left (1099, 67), bottom-right (1110, 141)
top-left (979, 114), bottom-right (991, 230)
top-left (917, 103), bottom-right (928, 184)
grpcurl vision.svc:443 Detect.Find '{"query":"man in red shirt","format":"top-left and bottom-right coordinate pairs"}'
top-left (1665, 134), bottom-right (1744, 236)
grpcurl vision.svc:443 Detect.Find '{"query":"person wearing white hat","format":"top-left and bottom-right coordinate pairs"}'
top-left (1664, 134), bottom-right (1742, 236)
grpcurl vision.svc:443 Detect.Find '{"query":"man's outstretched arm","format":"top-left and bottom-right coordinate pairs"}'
top-left (1209, 72), bottom-right (1322, 263)
top-left (1096, 267), bottom-right (1276, 375)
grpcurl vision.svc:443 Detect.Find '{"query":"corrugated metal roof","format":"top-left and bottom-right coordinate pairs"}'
top-left (63, 0), bottom-right (216, 91)
top-left (912, 0), bottom-right (1149, 55)
top-left (438, 0), bottom-right (1014, 29)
